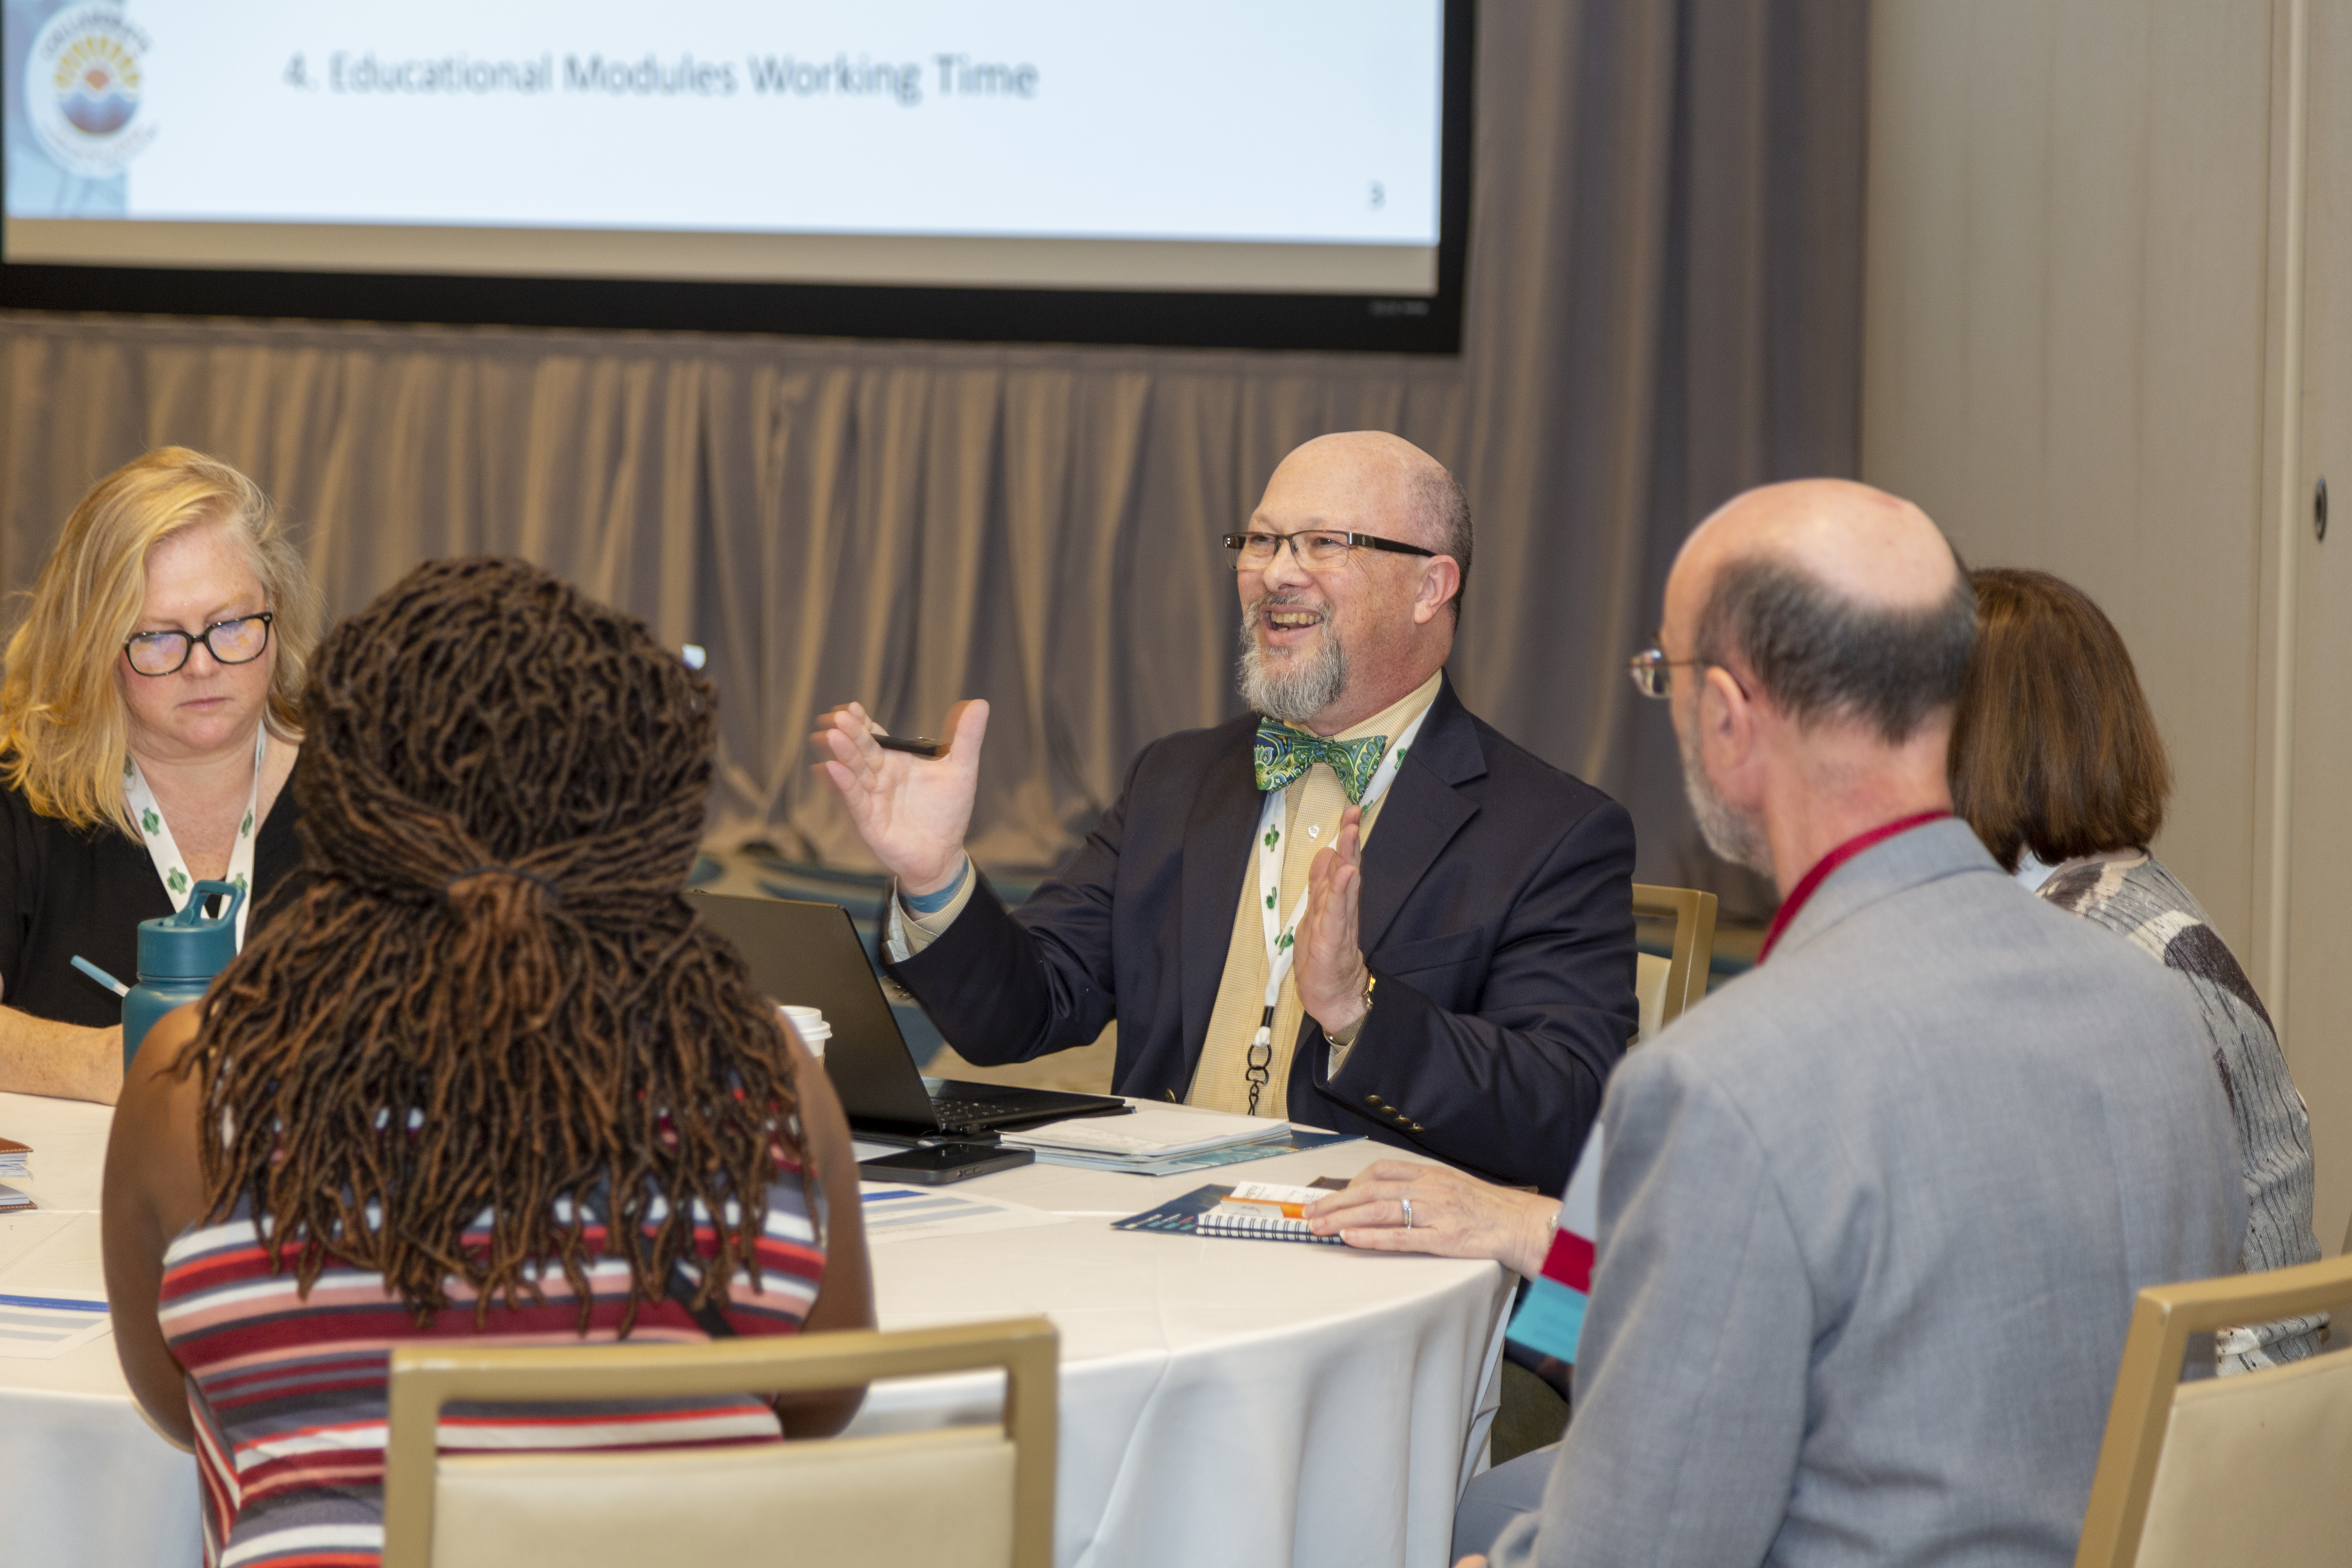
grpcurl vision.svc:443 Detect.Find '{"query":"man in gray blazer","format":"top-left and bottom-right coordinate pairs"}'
top-left (1308, 479), bottom-right (2243, 1568)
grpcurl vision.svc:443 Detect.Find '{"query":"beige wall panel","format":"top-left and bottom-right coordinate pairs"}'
top-left (2287, 0), bottom-right (2352, 1256)
top-left (1863, 0), bottom-right (2273, 956)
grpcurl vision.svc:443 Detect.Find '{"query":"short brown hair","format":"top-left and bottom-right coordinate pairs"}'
top-left (1949, 568), bottom-right (2169, 872)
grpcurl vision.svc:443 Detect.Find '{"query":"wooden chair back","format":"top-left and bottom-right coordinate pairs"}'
top-left (382, 1316), bottom-right (1059, 1568)
top-left (1631, 883), bottom-right (1719, 1042)
top-left (2075, 1254), bottom-right (2352, 1568)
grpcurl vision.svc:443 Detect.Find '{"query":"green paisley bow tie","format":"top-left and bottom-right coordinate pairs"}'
top-left (1253, 720), bottom-right (1390, 803)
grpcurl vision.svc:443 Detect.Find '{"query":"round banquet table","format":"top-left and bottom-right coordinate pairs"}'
top-left (0, 1091), bottom-right (1512, 1568)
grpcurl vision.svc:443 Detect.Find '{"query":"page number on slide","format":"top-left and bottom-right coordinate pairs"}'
top-left (1368, 181), bottom-right (1386, 210)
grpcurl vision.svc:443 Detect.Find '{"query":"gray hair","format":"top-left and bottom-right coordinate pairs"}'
top-left (1414, 465), bottom-right (1472, 625)
top-left (1694, 553), bottom-right (1976, 744)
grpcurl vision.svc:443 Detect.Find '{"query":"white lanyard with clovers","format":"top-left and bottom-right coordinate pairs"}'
top-left (1245, 704), bottom-right (1430, 1114)
top-left (122, 724), bottom-right (265, 947)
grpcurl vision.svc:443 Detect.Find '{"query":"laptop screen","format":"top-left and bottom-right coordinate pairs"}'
top-left (682, 891), bottom-right (939, 1127)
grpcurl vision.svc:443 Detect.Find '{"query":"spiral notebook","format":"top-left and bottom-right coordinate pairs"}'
top-left (1113, 1181), bottom-right (1345, 1246)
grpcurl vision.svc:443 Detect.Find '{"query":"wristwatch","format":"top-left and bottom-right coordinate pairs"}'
top-left (1327, 973), bottom-right (1376, 1049)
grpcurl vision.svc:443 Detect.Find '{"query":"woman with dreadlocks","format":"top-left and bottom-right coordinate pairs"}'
top-left (100, 557), bottom-right (872, 1568)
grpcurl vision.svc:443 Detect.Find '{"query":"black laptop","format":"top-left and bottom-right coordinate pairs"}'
top-left (684, 891), bottom-right (1129, 1137)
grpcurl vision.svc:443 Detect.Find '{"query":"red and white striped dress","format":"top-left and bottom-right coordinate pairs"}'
top-left (158, 1173), bottom-right (827, 1568)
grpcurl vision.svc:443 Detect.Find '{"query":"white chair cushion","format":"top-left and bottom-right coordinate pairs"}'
top-left (428, 1423), bottom-right (1018, 1568)
top-left (1635, 951), bottom-right (1670, 1045)
top-left (2132, 1348), bottom-right (2352, 1568)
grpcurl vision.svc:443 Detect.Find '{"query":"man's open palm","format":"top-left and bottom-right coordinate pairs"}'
top-left (811, 699), bottom-right (989, 893)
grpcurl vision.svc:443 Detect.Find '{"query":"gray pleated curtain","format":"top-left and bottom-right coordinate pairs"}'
top-left (0, 0), bottom-right (1864, 920)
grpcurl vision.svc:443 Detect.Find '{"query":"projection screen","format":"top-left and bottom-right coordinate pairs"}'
top-left (1, 0), bottom-right (1472, 350)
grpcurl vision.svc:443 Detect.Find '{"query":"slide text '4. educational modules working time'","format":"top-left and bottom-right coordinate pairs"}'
top-left (290, 51), bottom-right (1039, 104)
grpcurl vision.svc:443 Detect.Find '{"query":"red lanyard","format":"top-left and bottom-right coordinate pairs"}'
top-left (1757, 811), bottom-right (1949, 963)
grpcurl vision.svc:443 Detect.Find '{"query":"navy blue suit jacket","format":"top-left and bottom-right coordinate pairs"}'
top-left (888, 675), bottom-right (1638, 1194)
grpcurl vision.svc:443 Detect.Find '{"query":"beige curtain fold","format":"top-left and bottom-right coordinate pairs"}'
top-left (0, 2), bottom-right (1864, 910)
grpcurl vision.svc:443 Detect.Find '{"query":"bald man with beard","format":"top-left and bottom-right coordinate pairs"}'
top-left (814, 432), bottom-right (1638, 1194)
top-left (1311, 480), bottom-right (2242, 1568)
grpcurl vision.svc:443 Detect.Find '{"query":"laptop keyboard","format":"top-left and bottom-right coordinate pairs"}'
top-left (930, 1098), bottom-right (1013, 1127)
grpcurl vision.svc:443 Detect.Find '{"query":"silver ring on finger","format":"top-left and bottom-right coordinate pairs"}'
top-left (1401, 1197), bottom-right (1414, 1230)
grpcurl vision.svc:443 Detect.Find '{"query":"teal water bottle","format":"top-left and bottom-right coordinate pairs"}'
top-left (122, 879), bottom-right (246, 1068)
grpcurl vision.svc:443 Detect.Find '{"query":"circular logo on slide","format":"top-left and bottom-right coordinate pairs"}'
top-left (24, 6), bottom-right (156, 179)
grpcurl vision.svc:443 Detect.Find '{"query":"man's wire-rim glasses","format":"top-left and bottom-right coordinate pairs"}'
top-left (1224, 530), bottom-right (1438, 569)
top-left (124, 612), bottom-right (275, 677)
top-left (1627, 646), bottom-right (1708, 699)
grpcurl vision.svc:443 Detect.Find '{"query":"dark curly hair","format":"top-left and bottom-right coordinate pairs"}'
top-left (181, 556), bottom-right (802, 1330)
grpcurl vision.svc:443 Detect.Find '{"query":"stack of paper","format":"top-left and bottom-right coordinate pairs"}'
top-left (1003, 1105), bottom-right (1361, 1176)
top-left (857, 1186), bottom-right (1069, 1246)
top-left (0, 1294), bottom-right (109, 1357)
top-left (0, 1136), bottom-right (30, 1212)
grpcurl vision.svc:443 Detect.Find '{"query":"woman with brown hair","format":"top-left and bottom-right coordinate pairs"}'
top-left (101, 557), bottom-right (871, 1568)
top-left (1950, 567), bottom-right (2320, 1371)
top-left (0, 448), bottom-right (321, 1101)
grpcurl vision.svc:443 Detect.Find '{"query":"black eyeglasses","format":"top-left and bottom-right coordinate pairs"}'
top-left (124, 612), bottom-right (274, 677)
top-left (1223, 530), bottom-right (1439, 569)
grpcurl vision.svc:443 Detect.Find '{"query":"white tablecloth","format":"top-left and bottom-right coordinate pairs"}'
top-left (0, 1091), bottom-right (1510, 1568)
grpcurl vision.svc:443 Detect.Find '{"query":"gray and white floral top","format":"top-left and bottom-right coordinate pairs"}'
top-left (2026, 849), bottom-right (2324, 1372)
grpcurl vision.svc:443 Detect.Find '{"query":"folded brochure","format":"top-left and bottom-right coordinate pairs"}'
top-left (1114, 1182), bottom-right (1344, 1245)
top-left (1003, 1104), bottom-right (1291, 1158)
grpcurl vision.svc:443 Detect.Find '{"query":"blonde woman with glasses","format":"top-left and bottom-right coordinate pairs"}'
top-left (0, 449), bottom-right (319, 1102)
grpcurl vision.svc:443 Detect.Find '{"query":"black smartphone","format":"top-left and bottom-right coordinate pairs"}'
top-left (857, 1142), bottom-right (1034, 1185)
top-left (873, 734), bottom-right (944, 758)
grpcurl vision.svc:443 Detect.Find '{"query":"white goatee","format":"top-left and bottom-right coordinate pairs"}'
top-left (1237, 596), bottom-right (1349, 723)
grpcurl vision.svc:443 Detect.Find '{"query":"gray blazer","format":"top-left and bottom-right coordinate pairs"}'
top-left (1489, 819), bottom-right (2243, 1568)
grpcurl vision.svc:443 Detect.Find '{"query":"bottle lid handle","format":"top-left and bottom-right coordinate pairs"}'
top-left (173, 878), bottom-right (248, 930)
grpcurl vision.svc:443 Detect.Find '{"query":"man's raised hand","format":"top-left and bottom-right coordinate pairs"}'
top-left (811, 699), bottom-right (988, 895)
top-left (1296, 804), bottom-right (1372, 1034)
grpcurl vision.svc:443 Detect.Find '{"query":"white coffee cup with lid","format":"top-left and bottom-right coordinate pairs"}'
top-left (778, 1004), bottom-right (830, 1058)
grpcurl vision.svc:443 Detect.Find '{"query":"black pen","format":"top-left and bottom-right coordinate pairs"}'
top-left (873, 734), bottom-right (944, 759)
